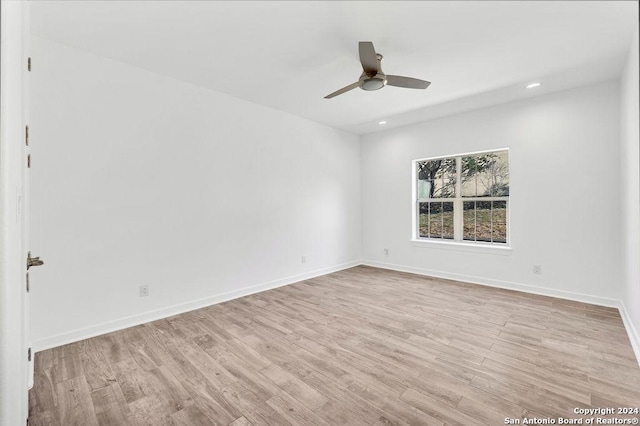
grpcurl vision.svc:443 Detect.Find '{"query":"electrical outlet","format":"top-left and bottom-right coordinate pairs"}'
top-left (384, 248), bottom-right (389, 256)
top-left (301, 256), bottom-right (306, 264)
top-left (139, 285), bottom-right (149, 297)
top-left (533, 265), bottom-right (542, 275)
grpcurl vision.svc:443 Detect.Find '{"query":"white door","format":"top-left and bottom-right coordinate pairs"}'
top-left (22, 2), bottom-right (35, 391)
top-left (0, 1), bottom-right (33, 424)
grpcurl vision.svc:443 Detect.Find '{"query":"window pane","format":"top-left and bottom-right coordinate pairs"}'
top-left (461, 176), bottom-right (476, 197)
top-left (461, 156), bottom-right (482, 197)
top-left (442, 202), bottom-right (454, 239)
top-left (419, 202), bottom-right (454, 240)
top-left (417, 179), bottom-right (432, 199)
top-left (431, 179), bottom-right (443, 198)
top-left (488, 151), bottom-right (509, 196)
top-left (418, 202), bottom-right (429, 237)
top-left (418, 158), bottom-right (456, 198)
top-left (435, 158), bottom-right (457, 180)
top-left (463, 201), bottom-right (476, 241)
top-left (461, 151), bottom-right (509, 197)
top-left (476, 201), bottom-right (492, 242)
top-left (431, 178), bottom-right (455, 198)
top-left (429, 202), bottom-right (443, 238)
top-left (417, 160), bottom-right (442, 180)
top-left (441, 158), bottom-right (456, 197)
top-left (442, 178), bottom-right (455, 198)
top-left (492, 201), bottom-right (507, 243)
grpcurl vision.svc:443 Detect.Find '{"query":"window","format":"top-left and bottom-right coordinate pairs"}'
top-left (414, 149), bottom-right (509, 245)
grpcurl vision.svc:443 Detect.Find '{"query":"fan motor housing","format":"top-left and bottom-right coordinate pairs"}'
top-left (360, 74), bottom-right (387, 91)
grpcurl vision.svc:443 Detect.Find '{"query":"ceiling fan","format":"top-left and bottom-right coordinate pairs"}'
top-left (324, 41), bottom-right (431, 99)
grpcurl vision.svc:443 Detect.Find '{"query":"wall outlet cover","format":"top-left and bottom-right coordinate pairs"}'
top-left (139, 285), bottom-right (149, 297)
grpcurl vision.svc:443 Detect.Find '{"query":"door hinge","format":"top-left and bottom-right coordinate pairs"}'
top-left (25, 125), bottom-right (29, 146)
top-left (27, 252), bottom-right (44, 270)
top-left (27, 154), bottom-right (31, 169)
top-left (27, 57), bottom-right (31, 72)
top-left (27, 347), bottom-right (31, 362)
top-left (26, 273), bottom-right (29, 293)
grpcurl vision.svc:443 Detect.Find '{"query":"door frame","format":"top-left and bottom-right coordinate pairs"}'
top-left (0, 0), bottom-right (30, 424)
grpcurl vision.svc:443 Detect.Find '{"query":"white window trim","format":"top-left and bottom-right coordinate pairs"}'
top-left (410, 239), bottom-right (513, 255)
top-left (411, 148), bottom-right (511, 250)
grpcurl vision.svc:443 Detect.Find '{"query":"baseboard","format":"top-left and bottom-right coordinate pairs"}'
top-left (362, 259), bottom-right (621, 307)
top-left (363, 259), bottom-right (640, 366)
top-left (32, 260), bottom-right (361, 352)
top-left (618, 302), bottom-right (640, 367)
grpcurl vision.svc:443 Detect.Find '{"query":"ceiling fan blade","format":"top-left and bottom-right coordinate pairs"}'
top-left (359, 41), bottom-right (378, 74)
top-left (324, 82), bottom-right (359, 99)
top-left (386, 75), bottom-right (431, 90)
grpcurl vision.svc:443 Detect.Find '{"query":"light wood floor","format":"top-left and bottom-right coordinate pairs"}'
top-left (29, 266), bottom-right (640, 425)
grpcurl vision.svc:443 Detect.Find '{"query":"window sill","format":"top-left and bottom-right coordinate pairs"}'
top-left (411, 239), bottom-right (512, 255)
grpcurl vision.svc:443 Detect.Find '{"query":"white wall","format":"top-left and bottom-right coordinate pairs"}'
top-left (0, 1), bottom-right (30, 424)
top-left (620, 25), bottom-right (640, 360)
top-left (29, 37), bottom-right (361, 350)
top-left (361, 81), bottom-right (623, 306)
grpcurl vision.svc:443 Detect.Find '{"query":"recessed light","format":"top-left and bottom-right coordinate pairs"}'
top-left (378, 120), bottom-right (387, 125)
top-left (526, 82), bottom-right (541, 89)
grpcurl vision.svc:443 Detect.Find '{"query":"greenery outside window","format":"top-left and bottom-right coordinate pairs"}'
top-left (414, 149), bottom-right (509, 245)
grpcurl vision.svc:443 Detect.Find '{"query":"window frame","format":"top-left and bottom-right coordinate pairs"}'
top-left (412, 148), bottom-right (511, 249)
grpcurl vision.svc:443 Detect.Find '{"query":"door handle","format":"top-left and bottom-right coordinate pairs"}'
top-left (27, 252), bottom-right (44, 270)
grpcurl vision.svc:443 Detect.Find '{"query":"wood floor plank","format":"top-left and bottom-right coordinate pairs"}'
top-left (179, 375), bottom-right (240, 423)
top-left (90, 383), bottom-right (135, 425)
top-left (220, 382), bottom-right (291, 426)
top-left (177, 341), bottom-right (238, 390)
top-left (94, 332), bottom-right (133, 366)
top-left (170, 404), bottom-right (220, 426)
top-left (259, 364), bottom-right (328, 411)
top-left (148, 365), bottom-right (194, 414)
top-left (301, 371), bottom-right (390, 425)
top-left (120, 327), bottom-right (160, 372)
top-left (51, 343), bottom-right (83, 384)
top-left (264, 391), bottom-right (332, 426)
top-left (399, 387), bottom-right (483, 426)
top-left (373, 397), bottom-right (440, 426)
top-left (480, 357), bottom-right (592, 405)
top-left (215, 349), bottom-right (281, 401)
top-left (29, 369), bottom-right (57, 416)
top-left (228, 416), bottom-right (253, 426)
top-left (456, 396), bottom-right (511, 426)
top-left (111, 358), bottom-right (152, 404)
top-left (77, 339), bottom-right (117, 392)
top-left (489, 340), bottom-right (540, 364)
top-left (588, 375), bottom-right (640, 406)
top-left (219, 337), bottom-right (273, 370)
top-left (25, 410), bottom-right (60, 426)
top-left (55, 376), bottom-right (99, 426)
top-left (29, 266), bottom-right (640, 425)
top-left (129, 393), bottom-right (175, 426)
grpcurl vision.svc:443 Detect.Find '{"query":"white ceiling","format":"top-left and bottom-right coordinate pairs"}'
top-left (30, 1), bottom-right (638, 134)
